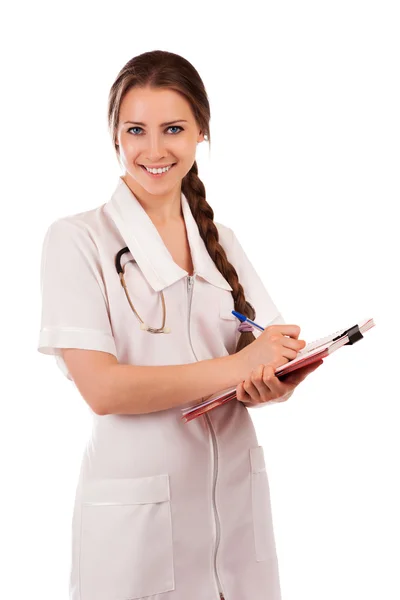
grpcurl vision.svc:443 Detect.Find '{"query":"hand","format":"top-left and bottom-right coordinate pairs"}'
top-left (237, 324), bottom-right (307, 377)
top-left (236, 359), bottom-right (324, 407)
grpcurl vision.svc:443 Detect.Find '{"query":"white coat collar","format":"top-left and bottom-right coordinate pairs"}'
top-left (104, 177), bottom-right (233, 293)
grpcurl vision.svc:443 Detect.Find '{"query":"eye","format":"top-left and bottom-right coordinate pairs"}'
top-left (167, 126), bottom-right (183, 134)
top-left (127, 126), bottom-right (142, 135)
top-left (127, 126), bottom-right (184, 135)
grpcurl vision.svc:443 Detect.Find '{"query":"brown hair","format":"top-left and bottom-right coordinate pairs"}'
top-left (107, 50), bottom-right (256, 353)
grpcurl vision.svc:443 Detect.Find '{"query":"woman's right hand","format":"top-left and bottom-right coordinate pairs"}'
top-left (236, 324), bottom-right (306, 378)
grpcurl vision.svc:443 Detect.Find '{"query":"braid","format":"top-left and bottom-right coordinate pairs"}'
top-left (182, 161), bottom-right (256, 353)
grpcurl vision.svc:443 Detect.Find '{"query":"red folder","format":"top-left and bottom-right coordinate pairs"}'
top-left (181, 317), bottom-right (375, 423)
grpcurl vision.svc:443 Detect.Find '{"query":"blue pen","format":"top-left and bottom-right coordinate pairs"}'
top-left (232, 310), bottom-right (265, 332)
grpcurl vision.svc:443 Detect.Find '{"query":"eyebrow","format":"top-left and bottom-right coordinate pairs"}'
top-left (123, 119), bottom-right (188, 127)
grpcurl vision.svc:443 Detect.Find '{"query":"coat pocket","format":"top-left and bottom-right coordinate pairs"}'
top-left (79, 474), bottom-right (174, 600)
top-left (250, 446), bottom-right (277, 562)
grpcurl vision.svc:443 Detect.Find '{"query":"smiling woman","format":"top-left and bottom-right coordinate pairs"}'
top-left (38, 49), bottom-right (308, 600)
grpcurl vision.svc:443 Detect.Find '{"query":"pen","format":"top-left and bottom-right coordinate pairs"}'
top-left (231, 310), bottom-right (265, 332)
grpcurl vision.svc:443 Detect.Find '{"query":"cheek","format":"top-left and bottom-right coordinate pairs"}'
top-left (116, 141), bottom-right (128, 161)
top-left (121, 140), bottom-right (137, 157)
top-left (118, 134), bottom-right (138, 155)
top-left (174, 144), bottom-right (197, 170)
top-left (176, 138), bottom-right (196, 155)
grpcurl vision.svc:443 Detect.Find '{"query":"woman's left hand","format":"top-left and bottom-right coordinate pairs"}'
top-left (236, 359), bottom-right (324, 407)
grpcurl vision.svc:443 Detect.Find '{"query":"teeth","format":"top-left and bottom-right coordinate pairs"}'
top-left (145, 164), bottom-right (172, 174)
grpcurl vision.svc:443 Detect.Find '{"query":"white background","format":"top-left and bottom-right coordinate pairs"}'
top-left (1, 1), bottom-right (399, 599)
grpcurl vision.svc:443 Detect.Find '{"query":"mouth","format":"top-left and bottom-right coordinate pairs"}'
top-left (140, 163), bottom-right (177, 178)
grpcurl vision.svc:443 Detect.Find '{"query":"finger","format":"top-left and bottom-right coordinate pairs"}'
top-left (237, 379), bottom-right (257, 404)
top-left (267, 334), bottom-right (300, 362)
top-left (262, 364), bottom-right (291, 400)
top-left (281, 336), bottom-right (307, 353)
top-left (247, 364), bottom-right (266, 400)
top-left (243, 370), bottom-right (261, 401)
top-left (236, 380), bottom-right (248, 403)
top-left (267, 324), bottom-right (301, 339)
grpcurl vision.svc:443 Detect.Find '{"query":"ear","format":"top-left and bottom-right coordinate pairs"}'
top-left (197, 131), bottom-right (207, 144)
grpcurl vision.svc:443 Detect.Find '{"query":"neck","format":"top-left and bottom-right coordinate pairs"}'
top-left (121, 174), bottom-right (182, 225)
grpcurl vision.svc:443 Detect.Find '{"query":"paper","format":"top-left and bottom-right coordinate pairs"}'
top-left (181, 317), bottom-right (375, 423)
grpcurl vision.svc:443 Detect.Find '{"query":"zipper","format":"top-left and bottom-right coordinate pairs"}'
top-left (206, 412), bottom-right (224, 599)
top-left (186, 274), bottom-right (226, 600)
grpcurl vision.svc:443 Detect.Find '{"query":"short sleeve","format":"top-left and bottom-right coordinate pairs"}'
top-left (37, 219), bottom-right (118, 380)
top-left (227, 227), bottom-right (286, 336)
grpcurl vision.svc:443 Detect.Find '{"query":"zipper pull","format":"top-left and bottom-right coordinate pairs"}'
top-left (187, 273), bottom-right (196, 290)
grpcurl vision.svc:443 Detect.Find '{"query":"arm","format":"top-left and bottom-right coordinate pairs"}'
top-left (61, 348), bottom-right (247, 416)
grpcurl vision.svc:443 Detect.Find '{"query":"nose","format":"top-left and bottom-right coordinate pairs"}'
top-left (146, 131), bottom-right (167, 160)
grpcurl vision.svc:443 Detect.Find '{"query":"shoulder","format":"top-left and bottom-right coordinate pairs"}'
top-left (215, 221), bottom-right (234, 249)
top-left (39, 205), bottom-right (109, 274)
top-left (215, 222), bottom-right (251, 273)
top-left (44, 203), bottom-right (104, 234)
top-left (215, 221), bottom-right (246, 266)
top-left (41, 203), bottom-right (107, 250)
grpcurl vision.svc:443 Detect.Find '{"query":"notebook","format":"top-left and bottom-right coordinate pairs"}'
top-left (181, 317), bottom-right (375, 423)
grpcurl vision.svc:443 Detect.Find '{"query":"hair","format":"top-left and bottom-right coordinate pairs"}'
top-left (107, 50), bottom-right (256, 353)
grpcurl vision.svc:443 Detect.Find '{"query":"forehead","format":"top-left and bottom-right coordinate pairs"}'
top-left (119, 87), bottom-right (193, 123)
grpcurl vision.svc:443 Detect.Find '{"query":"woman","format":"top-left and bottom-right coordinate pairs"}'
top-left (38, 50), bottom-right (322, 600)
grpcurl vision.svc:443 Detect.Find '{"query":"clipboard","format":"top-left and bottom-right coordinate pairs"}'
top-left (181, 317), bottom-right (375, 423)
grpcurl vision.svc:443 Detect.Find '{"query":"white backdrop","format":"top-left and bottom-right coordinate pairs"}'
top-left (1, 1), bottom-right (399, 599)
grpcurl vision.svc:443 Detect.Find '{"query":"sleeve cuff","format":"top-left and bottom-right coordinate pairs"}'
top-left (38, 327), bottom-right (118, 358)
top-left (38, 327), bottom-right (118, 381)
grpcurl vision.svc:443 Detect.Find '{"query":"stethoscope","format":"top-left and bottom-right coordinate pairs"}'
top-left (115, 247), bottom-right (171, 334)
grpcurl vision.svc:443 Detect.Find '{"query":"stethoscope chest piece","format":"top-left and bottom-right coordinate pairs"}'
top-left (140, 323), bottom-right (171, 334)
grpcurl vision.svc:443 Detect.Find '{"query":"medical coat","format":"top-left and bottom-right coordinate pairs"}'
top-left (38, 176), bottom-right (288, 600)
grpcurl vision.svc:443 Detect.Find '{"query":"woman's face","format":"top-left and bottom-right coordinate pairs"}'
top-left (116, 86), bottom-right (205, 200)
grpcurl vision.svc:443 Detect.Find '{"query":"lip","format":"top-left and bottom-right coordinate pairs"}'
top-left (140, 163), bottom-right (177, 178)
top-left (140, 163), bottom-right (176, 169)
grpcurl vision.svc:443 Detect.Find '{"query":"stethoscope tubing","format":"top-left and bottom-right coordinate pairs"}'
top-left (115, 247), bottom-right (171, 334)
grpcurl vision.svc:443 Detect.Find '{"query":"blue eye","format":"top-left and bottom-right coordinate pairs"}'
top-left (128, 126), bottom-right (183, 135)
top-left (168, 126), bottom-right (183, 134)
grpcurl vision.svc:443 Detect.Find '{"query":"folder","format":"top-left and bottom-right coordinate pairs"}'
top-left (181, 317), bottom-right (375, 423)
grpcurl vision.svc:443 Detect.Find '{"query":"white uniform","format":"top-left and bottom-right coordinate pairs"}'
top-left (38, 176), bottom-right (287, 600)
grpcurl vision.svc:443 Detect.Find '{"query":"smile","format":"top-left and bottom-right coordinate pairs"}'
top-left (140, 163), bottom-right (176, 177)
